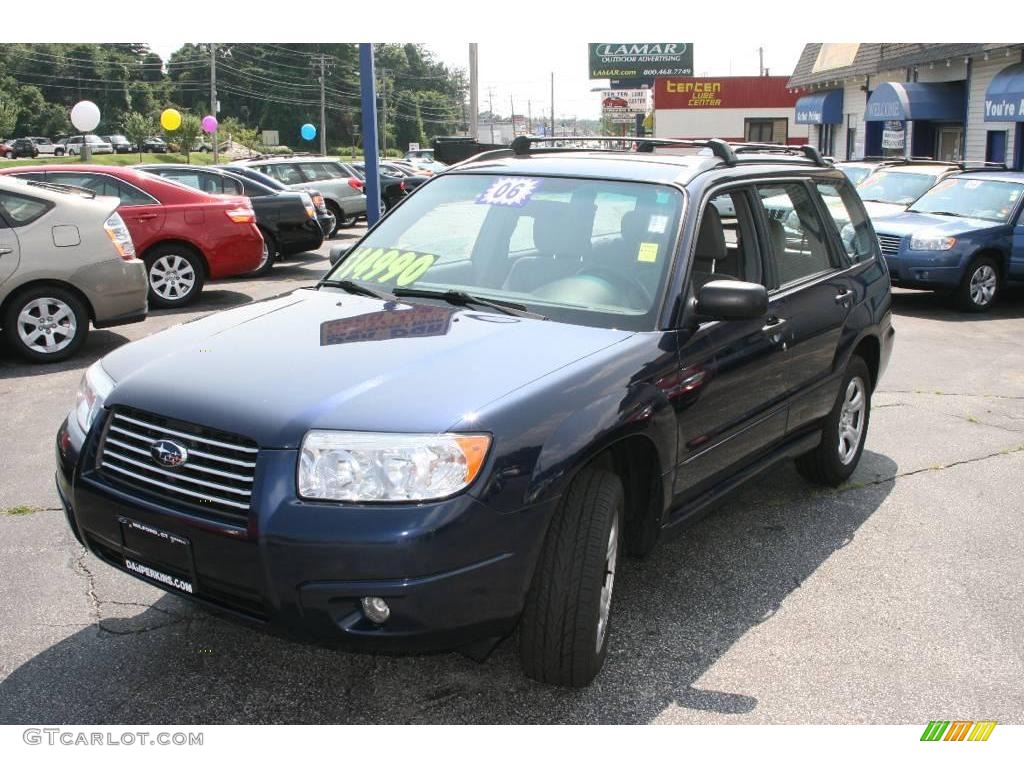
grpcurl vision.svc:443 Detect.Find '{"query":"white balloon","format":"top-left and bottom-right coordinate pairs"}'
top-left (70, 101), bottom-right (101, 132)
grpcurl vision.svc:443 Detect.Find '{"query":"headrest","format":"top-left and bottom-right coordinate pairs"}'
top-left (695, 204), bottom-right (727, 262)
top-left (620, 209), bottom-right (648, 243)
top-left (533, 203), bottom-right (590, 258)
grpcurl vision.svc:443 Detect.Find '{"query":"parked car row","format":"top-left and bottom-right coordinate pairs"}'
top-left (826, 158), bottom-right (1024, 312)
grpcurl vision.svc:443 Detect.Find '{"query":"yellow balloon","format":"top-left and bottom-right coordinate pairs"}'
top-left (160, 108), bottom-right (182, 131)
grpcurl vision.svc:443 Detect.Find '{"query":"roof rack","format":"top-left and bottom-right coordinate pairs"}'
top-left (510, 135), bottom-right (741, 165)
top-left (730, 142), bottom-right (829, 166)
top-left (857, 156), bottom-right (961, 167)
top-left (956, 163), bottom-right (1016, 174)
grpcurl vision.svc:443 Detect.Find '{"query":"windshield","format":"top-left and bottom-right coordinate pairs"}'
top-left (324, 173), bottom-right (684, 331)
top-left (856, 170), bottom-right (937, 205)
top-left (839, 166), bottom-right (872, 186)
top-left (908, 177), bottom-right (1024, 223)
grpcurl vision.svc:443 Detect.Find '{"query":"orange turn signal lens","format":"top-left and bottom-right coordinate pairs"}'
top-left (455, 435), bottom-right (491, 485)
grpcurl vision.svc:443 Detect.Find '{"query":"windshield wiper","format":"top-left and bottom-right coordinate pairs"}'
top-left (393, 288), bottom-right (548, 320)
top-left (319, 278), bottom-right (397, 301)
top-left (911, 210), bottom-right (960, 217)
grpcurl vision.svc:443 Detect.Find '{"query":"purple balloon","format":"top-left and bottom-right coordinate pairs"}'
top-left (201, 115), bottom-right (218, 134)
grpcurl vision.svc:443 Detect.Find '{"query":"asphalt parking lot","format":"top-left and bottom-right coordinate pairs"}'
top-left (1, 239), bottom-right (1023, 724)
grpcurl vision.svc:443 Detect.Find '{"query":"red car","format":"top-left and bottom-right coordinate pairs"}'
top-left (0, 165), bottom-right (263, 307)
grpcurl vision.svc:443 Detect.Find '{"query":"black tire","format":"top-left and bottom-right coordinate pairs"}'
top-left (324, 202), bottom-right (345, 237)
top-left (4, 151), bottom-right (12, 159)
top-left (248, 230), bottom-right (278, 277)
top-left (519, 467), bottom-right (624, 687)
top-left (54, 147), bottom-right (64, 156)
top-left (144, 245), bottom-right (205, 308)
top-left (796, 356), bottom-right (872, 487)
top-left (3, 285), bottom-right (89, 363)
top-left (953, 255), bottom-right (1000, 312)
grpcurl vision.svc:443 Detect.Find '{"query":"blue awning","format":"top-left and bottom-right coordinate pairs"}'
top-left (865, 82), bottom-right (965, 122)
top-left (795, 90), bottom-right (844, 124)
top-left (984, 62), bottom-right (1024, 122)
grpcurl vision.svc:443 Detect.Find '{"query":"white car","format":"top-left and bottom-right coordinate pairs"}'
top-left (850, 161), bottom-right (962, 220)
top-left (55, 135), bottom-right (114, 156)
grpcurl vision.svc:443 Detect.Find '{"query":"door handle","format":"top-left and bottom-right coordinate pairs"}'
top-left (135, 213), bottom-right (159, 221)
top-left (761, 316), bottom-right (787, 333)
top-left (835, 289), bottom-right (853, 304)
top-left (0, 247), bottom-right (12, 256)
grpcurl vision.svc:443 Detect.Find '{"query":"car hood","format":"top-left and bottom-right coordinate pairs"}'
top-left (860, 200), bottom-right (907, 219)
top-left (870, 210), bottom-right (1004, 236)
top-left (101, 288), bottom-right (634, 448)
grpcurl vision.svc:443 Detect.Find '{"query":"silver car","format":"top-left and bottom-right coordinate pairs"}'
top-left (0, 176), bottom-right (147, 363)
top-left (232, 157), bottom-right (366, 236)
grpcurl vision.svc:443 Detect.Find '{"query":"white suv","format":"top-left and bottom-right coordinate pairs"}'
top-left (54, 135), bottom-right (114, 157)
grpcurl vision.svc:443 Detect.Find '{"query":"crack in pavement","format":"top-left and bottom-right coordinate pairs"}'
top-left (878, 389), bottom-right (1024, 401)
top-left (70, 546), bottom-right (211, 637)
top-left (841, 443), bottom-right (1024, 492)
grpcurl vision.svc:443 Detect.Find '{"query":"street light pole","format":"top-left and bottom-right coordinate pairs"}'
top-left (210, 43), bottom-right (218, 163)
top-left (359, 44), bottom-right (382, 225)
top-left (318, 54), bottom-right (327, 155)
top-left (469, 43), bottom-right (479, 141)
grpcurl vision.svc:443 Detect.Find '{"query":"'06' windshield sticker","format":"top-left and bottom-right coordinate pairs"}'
top-left (476, 177), bottom-right (541, 207)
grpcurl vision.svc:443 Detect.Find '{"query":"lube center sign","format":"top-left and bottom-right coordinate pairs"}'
top-left (589, 43), bottom-right (693, 79)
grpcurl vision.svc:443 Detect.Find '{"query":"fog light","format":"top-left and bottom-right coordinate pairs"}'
top-left (361, 596), bottom-right (390, 624)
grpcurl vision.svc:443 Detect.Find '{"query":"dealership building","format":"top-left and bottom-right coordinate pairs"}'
top-left (787, 43), bottom-right (1024, 167)
top-left (652, 75), bottom-right (810, 145)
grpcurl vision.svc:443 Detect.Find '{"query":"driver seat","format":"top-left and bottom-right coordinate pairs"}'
top-left (503, 204), bottom-right (590, 292)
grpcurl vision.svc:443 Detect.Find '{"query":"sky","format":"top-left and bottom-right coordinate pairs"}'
top-left (147, 40), bottom-right (806, 122)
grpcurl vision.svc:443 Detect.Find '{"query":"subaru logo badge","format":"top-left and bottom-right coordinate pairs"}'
top-left (150, 439), bottom-right (188, 468)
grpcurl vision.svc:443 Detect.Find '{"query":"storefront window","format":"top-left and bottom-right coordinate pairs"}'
top-left (745, 118), bottom-right (788, 143)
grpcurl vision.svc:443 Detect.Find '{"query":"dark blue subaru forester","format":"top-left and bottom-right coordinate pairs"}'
top-left (56, 137), bottom-right (894, 687)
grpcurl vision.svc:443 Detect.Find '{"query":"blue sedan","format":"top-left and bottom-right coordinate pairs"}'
top-left (871, 172), bottom-right (1024, 311)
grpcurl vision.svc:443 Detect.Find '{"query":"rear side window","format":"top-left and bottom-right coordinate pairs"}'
top-left (0, 190), bottom-right (52, 226)
top-left (299, 162), bottom-right (348, 182)
top-left (755, 183), bottom-right (838, 288)
top-left (46, 172), bottom-right (156, 206)
top-left (262, 164), bottom-right (304, 185)
top-left (817, 182), bottom-right (875, 264)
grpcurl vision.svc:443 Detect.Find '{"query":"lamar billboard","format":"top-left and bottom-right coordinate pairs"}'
top-left (589, 43), bottom-right (693, 79)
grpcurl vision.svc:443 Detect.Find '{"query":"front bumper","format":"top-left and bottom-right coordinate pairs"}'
top-left (56, 415), bottom-right (552, 652)
top-left (884, 250), bottom-right (964, 289)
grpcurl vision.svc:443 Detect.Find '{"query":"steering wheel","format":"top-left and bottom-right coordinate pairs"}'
top-left (574, 266), bottom-right (653, 309)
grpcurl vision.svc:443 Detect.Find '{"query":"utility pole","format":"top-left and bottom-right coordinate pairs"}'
top-left (469, 43), bottom-right (479, 141)
top-left (487, 88), bottom-right (495, 143)
top-left (550, 72), bottom-right (555, 137)
top-left (318, 54), bottom-right (327, 155)
top-left (210, 43), bottom-right (218, 163)
top-left (510, 94), bottom-right (516, 135)
top-left (527, 100), bottom-right (532, 135)
top-left (759, 46), bottom-right (765, 76)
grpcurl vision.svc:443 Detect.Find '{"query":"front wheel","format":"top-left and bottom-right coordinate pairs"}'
top-left (796, 356), bottom-right (871, 486)
top-left (3, 286), bottom-right (89, 363)
top-left (145, 246), bottom-right (205, 308)
top-left (954, 255), bottom-right (999, 312)
top-left (519, 467), bottom-right (623, 687)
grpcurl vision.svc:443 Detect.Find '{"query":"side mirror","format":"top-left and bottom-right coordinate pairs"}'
top-left (328, 245), bottom-right (350, 266)
top-left (696, 280), bottom-right (768, 321)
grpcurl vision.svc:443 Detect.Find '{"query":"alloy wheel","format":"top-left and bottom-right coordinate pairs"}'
top-left (595, 511), bottom-right (619, 652)
top-left (969, 264), bottom-right (997, 307)
top-left (16, 297), bottom-right (78, 355)
top-left (149, 254), bottom-right (197, 301)
top-left (838, 376), bottom-right (866, 465)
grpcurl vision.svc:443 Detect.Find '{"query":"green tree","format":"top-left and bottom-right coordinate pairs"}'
top-left (0, 92), bottom-right (20, 137)
top-left (173, 113), bottom-right (202, 163)
top-left (122, 110), bottom-right (154, 161)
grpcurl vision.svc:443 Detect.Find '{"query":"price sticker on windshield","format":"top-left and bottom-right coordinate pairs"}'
top-left (476, 177), bottom-right (541, 207)
top-left (333, 246), bottom-right (438, 286)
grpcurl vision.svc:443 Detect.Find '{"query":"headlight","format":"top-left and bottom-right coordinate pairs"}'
top-left (298, 431), bottom-right (491, 502)
top-left (74, 361), bottom-right (115, 433)
top-left (910, 233), bottom-right (957, 251)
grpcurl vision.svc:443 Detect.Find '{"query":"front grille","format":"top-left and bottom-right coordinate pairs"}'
top-left (877, 234), bottom-right (902, 257)
top-left (97, 407), bottom-right (257, 526)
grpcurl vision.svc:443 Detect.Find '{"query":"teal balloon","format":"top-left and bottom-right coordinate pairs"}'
top-left (300, 123), bottom-right (316, 141)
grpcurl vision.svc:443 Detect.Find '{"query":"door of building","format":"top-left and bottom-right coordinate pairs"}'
top-left (936, 125), bottom-right (964, 162)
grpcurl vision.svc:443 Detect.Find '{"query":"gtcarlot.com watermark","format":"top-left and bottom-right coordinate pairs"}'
top-left (23, 728), bottom-right (203, 746)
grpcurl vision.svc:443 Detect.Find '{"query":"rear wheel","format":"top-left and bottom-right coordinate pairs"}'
top-left (796, 356), bottom-right (871, 487)
top-left (145, 245), bottom-right (205, 308)
top-left (248, 230), bottom-right (278, 276)
top-left (4, 151), bottom-right (12, 159)
top-left (519, 467), bottom-right (623, 687)
top-left (954, 255), bottom-right (999, 312)
top-left (3, 286), bottom-right (89, 363)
